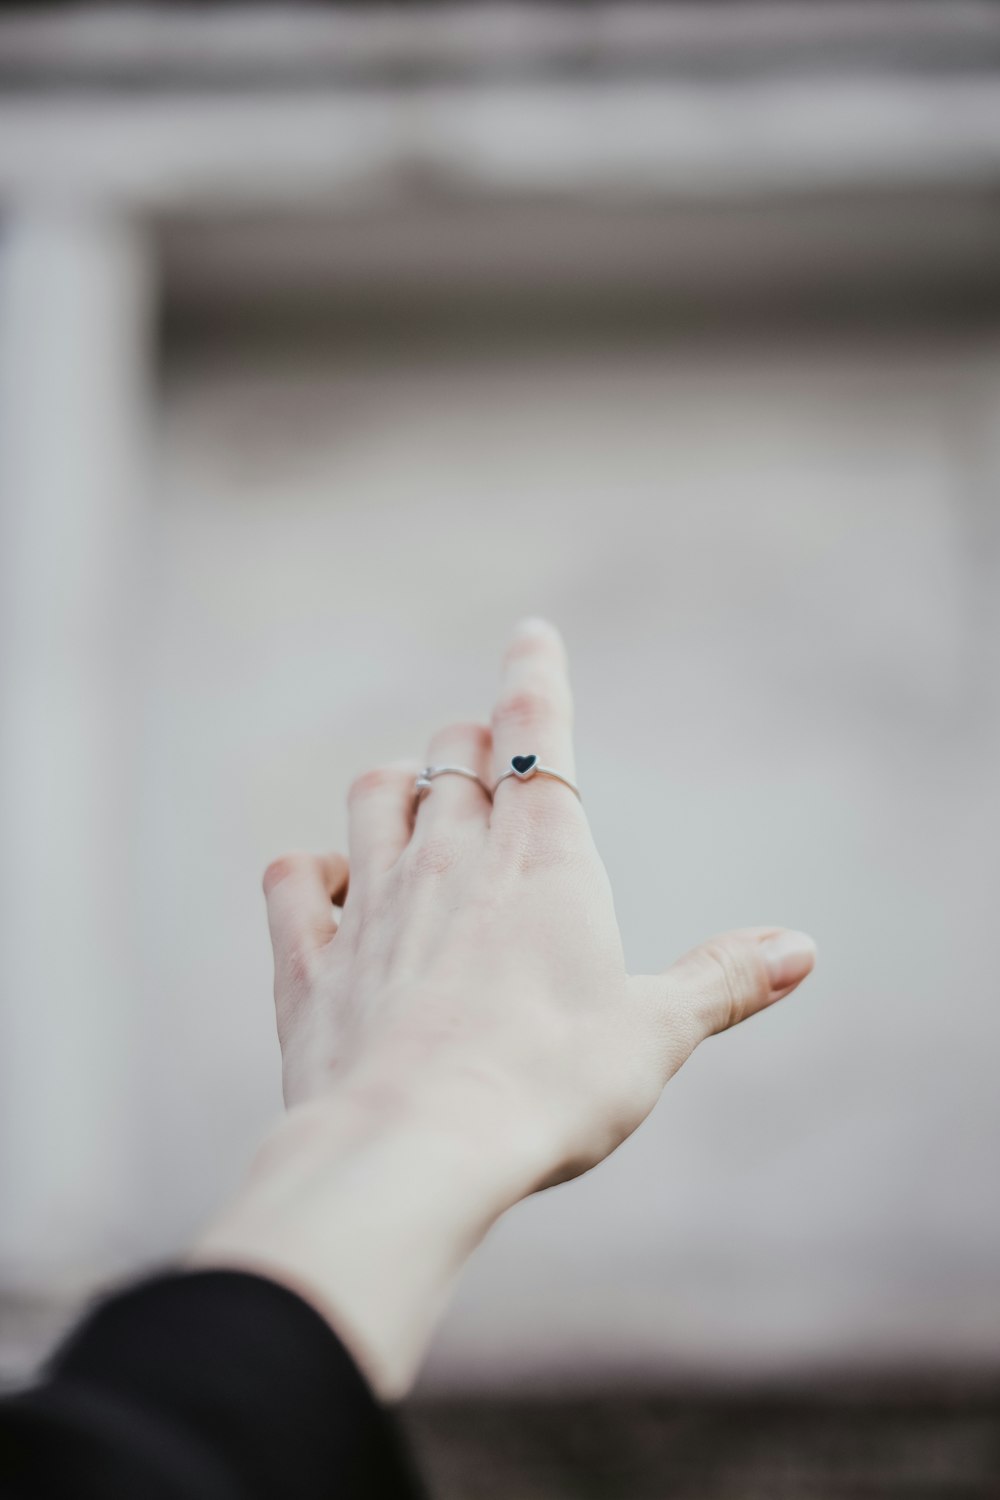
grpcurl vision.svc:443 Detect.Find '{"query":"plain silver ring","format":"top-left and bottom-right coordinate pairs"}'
top-left (415, 765), bottom-right (492, 800)
top-left (492, 755), bottom-right (581, 803)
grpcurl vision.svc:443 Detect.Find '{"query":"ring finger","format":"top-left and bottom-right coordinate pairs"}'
top-left (412, 720), bottom-right (493, 838)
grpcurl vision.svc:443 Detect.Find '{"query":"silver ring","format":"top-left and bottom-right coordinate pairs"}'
top-left (415, 765), bottom-right (492, 800)
top-left (492, 754), bottom-right (581, 802)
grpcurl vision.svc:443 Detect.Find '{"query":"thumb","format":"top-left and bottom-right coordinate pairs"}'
top-left (630, 926), bottom-right (817, 1063)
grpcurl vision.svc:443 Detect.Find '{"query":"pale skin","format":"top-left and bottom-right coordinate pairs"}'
top-left (194, 618), bottom-right (816, 1399)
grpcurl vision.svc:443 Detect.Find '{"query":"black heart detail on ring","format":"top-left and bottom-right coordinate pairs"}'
top-left (511, 755), bottom-right (538, 777)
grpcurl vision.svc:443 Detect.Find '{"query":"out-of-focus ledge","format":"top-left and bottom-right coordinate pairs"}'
top-left (2, 77), bottom-right (1000, 212)
top-left (160, 191), bottom-right (1000, 332)
top-left (404, 1387), bottom-right (1000, 1499)
top-left (1, 3), bottom-right (999, 90)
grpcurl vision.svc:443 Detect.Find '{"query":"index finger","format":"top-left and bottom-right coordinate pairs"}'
top-left (491, 618), bottom-right (576, 803)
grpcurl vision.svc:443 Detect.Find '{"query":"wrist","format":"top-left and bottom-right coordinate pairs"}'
top-left (192, 1093), bottom-right (514, 1398)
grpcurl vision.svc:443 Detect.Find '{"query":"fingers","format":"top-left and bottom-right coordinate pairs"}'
top-left (631, 926), bottom-right (817, 1065)
top-left (347, 761), bottom-right (420, 882)
top-left (491, 617), bottom-right (577, 818)
top-left (412, 721), bottom-right (493, 838)
top-left (263, 850), bottom-right (349, 967)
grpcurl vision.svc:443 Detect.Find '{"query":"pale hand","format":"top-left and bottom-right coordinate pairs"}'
top-left (195, 620), bottom-right (815, 1397)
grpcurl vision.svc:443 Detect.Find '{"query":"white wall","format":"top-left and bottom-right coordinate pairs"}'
top-left (134, 323), bottom-right (1000, 1389)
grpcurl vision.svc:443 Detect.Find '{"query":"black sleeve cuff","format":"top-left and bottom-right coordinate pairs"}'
top-left (2, 1269), bottom-right (425, 1500)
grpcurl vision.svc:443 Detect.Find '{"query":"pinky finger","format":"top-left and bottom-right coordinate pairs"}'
top-left (263, 850), bottom-right (349, 969)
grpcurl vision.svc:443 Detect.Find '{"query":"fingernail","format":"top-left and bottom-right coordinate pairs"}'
top-left (760, 931), bottom-right (817, 992)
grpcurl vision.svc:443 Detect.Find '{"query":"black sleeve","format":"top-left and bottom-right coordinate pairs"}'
top-left (0, 1270), bottom-right (427, 1500)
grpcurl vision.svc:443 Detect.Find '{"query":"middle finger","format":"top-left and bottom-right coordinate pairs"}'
top-left (491, 618), bottom-right (577, 813)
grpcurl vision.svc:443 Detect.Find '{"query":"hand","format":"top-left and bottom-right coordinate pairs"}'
top-left (195, 619), bottom-right (815, 1396)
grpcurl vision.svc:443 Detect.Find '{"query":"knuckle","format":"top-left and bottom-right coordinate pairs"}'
top-left (493, 688), bottom-right (550, 734)
top-left (434, 720), bottom-right (491, 754)
top-left (407, 834), bottom-right (463, 880)
top-left (698, 940), bottom-right (759, 1033)
top-left (273, 974), bottom-right (312, 1050)
top-left (500, 815), bottom-right (587, 875)
top-left (262, 852), bottom-right (307, 895)
top-left (282, 943), bottom-right (318, 991)
top-left (348, 766), bottom-right (402, 804)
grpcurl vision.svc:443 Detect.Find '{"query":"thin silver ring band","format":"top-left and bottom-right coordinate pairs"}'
top-left (415, 764), bottom-right (492, 799)
top-left (492, 757), bottom-right (581, 802)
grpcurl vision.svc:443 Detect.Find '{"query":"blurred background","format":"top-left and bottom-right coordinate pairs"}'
top-left (1, 4), bottom-right (1000, 1495)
